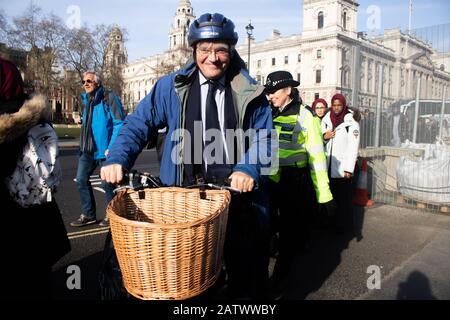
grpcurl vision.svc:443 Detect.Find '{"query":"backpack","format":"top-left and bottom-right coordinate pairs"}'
top-left (6, 123), bottom-right (61, 208)
top-left (102, 88), bottom-right (115, 109)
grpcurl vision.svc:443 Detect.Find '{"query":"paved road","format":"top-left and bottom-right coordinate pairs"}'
top-left (51, 146), bottom-right (450, 300)
top-left (284, 205), bottom-right (450, 300)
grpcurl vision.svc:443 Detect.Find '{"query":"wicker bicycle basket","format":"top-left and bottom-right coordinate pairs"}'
top-left (107, 187), bottom-right (231, 300)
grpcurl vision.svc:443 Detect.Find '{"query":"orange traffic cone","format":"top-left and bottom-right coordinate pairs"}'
top-left (353, 158), bottom-right (373, 207)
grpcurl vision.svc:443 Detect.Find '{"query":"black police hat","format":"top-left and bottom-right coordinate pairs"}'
top-left (264, 71), bottom-right (300, 94)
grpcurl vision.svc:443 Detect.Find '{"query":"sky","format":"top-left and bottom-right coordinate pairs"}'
top-left (1, 0), bottom-right (450, 61)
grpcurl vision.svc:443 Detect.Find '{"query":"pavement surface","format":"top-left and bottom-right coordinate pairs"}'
top-left (52, 141), bottom-right (450, 300)
top-left (284, 204), bottom-right (450, 300)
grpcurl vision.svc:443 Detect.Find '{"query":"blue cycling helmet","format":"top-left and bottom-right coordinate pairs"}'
top-left (188, 13), bottom-right (239, 47)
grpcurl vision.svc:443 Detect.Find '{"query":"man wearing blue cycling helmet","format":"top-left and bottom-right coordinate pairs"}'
top-left (102, 13), bottom-right (273, 299)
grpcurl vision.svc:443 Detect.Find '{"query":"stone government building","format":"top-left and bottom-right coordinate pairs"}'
top-left (119, 0), bottom-right (450, 113)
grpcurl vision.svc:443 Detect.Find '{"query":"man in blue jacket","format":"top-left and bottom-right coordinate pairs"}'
top-left (101, 13), bottom-right (274, 298)
top-left (71, 71), bottom-right (125, 228)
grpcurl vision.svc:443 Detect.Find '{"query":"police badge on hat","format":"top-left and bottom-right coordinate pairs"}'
top-left (264, 71), bottom-right (300, 94)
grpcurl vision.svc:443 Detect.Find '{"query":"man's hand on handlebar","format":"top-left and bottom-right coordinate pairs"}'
top-left (229, 171), bottom-right (254, 193)
top-left (101, 164), bottom-right (124, 184)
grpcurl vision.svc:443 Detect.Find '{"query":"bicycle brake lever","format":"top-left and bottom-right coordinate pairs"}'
top-left (221, 185), bottom-right (243, 194)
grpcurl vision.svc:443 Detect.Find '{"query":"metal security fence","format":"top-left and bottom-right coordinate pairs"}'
top-left (357, 87), bottom-right (450, 214)
top-left (351, 24), bottom-right (450, 214)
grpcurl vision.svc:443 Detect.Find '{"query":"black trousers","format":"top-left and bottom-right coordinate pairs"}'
top-left (223, 191), bottom-right (270, 299)
top-left (330, 177), bottom-right (354, 231)
top-left (270, 167), bottom-right (315, 277)
top-left (2, 197), bottom-right (71, 299)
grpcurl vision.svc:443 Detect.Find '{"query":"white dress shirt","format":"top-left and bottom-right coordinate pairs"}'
top-left (199, 72), bottom-right (230, 165)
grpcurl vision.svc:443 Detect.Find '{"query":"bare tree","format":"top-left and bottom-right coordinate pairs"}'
top-left (4, 3), bottom-right (128, 120)
top-left (58, 26), bottom-right (96, 112)
top-left (60, 24), bottom-right (128, 105)
top-left (97, 25), bottom-right (128, 97)
top-left (151, 47), bottom-right (192, 79)
top-left (92, 24), bottom-right (113, 71)
top-left (9, 2), bottom-right (42, 50)
top-left (7, 4), bottom-right (65, 95)
top-left (60, 26), bottom-right (95, 79)
top-left (0, 9), bottom-right (10, 44)
top-left (36, 14), bottom-right (65, 95)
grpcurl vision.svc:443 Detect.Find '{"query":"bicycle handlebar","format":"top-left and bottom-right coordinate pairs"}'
top-left (186, 183), bottom-right (242, 194)
top-left (113, 170), bottom-right (243, 195)
top-left (113, 170), bottom-right (162, 193)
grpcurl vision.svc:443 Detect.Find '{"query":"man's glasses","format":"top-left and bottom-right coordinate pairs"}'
top-left (196, 47), bottom-right (230, 58)
top-left (82, 79), bottom-right (94, 85)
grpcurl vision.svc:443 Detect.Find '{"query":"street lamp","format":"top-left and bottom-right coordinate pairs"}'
top-left (245, 21), bottom-right (254, 74)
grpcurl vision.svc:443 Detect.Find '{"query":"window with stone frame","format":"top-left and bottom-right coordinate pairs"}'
top-left (317, 49), bottom-right (322, 59)
top-left (318, 11), bottom-right (324, 29)
top-left (316, 69), bottom-right (322, 84)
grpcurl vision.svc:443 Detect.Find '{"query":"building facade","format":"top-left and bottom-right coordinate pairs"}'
top-left (122, 0), bottom-right (450, 112)
top-left (121, 0), bottom-right (194, 112)
top-left (236, 0), bottom-right (450, 108)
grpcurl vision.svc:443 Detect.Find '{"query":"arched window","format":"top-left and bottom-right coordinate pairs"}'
top-left (177, 19), bottom-right (180, 28)
top-left (316, 69), bottom-right (322, 84)
top-left (343, 11), bottom-right (347, 30)
top-left (318, 11), bottom-right (324, 29)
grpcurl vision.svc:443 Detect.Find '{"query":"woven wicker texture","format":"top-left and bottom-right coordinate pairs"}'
top-left (107, 187), bottom-right (231, 300)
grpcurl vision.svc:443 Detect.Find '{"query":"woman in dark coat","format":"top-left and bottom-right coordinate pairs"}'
top-left (0, 58), bottom-right (71, 299)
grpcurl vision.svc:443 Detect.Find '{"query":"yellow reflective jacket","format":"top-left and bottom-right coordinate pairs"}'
top-left (270, 101), bottom-right (333, 204)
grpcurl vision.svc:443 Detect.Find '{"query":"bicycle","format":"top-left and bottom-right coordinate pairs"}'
top-left (99, 170), bottom-right (240, 300)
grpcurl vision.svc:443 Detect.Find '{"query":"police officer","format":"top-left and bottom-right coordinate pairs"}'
top-left (265, 71), bottom-right (334, 295)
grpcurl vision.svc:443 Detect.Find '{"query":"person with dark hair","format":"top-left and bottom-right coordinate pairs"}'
top-left (312, 97), bottom-right (337, 142)
top-left (322, 93), bottom-right (360, 234)
top-left (100, 13), bottom-right (273, 299)
top-left (70, 71), bottom-right (125, 228)
top-left (0, 58), bottom-right (70, 299)
top-left (264, 71), bottom-right (334, 296)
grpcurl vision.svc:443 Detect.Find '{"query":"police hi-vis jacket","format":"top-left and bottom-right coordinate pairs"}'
top-left (321, 111), bottom-right (360, 179)
top-left (271, 101), bottom-right (333, 204)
